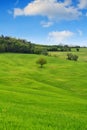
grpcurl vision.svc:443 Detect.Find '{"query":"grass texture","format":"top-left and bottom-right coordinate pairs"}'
top-left (0, 50), bottom-right (87, 130)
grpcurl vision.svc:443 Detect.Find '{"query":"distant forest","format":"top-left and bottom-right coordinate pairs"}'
top-left (0, 35), bottom-right (81, 54)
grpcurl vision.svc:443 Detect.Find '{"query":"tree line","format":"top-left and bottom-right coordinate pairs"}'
top-left (0, 35), bottom-right (81, 54)
top-left (0, 35), bottom-right (35, 53)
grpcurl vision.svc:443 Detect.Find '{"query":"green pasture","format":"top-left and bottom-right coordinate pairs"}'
top-left (49, 48), bottom-right (87, 62)
top-left (0, 51), bottom-right (87, 130)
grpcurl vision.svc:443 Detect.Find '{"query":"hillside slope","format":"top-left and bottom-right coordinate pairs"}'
top-left (0, 53), bottom-right (87, 130)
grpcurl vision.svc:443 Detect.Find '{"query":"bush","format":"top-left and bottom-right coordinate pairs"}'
top-left (36, 57), bottom-right (47, 68)
top-left (73, 54), bottom-right (78, 61)
top-left (67, 53), bottom-right (78, 61)
top-left (76, 48), bottom-right (79, 52)
top-left (67, 53), bottom-right (73, 60)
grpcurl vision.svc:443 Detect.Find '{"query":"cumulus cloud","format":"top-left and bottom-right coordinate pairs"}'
top-left (78, 0), bottom-right (87, 9)
top-left (14, 0), bottom-right (82, 21)
top-left (48, 30), bottom-right (74, 43)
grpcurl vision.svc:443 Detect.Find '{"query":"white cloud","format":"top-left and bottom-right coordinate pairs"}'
top-left (41, 21), bottom-right (53, 27)
top-left (77, 29), bottom-right (83, 36)
top-left (78, 0), bottom-right (87, 9)
top-left (48, 30), bottom-right (74, 43)
top-left (14, 0), bottom-right (82, 21)
top-left (64, 0), bottom-right (72, 6)
top-left (14, 8), bottom-right (24, 16)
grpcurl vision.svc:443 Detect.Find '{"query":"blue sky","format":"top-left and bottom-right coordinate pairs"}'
top-left (1, 0), bottom-right (87, 46)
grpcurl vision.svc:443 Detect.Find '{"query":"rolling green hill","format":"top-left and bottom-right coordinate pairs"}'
top-left (0, 52), bottom-right (87, 130)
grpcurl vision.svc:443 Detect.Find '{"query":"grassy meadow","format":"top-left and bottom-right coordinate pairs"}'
top-left (0, 48), bottom-right (87, 130)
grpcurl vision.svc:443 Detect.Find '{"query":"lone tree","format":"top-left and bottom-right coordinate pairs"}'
top-left (36, 57), bottom-right (47, 68)
top-left (76, 48), bottom-right (79, 52)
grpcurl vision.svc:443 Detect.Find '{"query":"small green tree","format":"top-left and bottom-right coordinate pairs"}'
top-left (36, 57), bottom-right (47, 68)
top-left (76, 48), bottom-right (79, 52)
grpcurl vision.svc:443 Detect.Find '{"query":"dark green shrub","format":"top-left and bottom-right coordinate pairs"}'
top-left (67, 53), bottom-right (78, 61)
top-left (73, 55), bottom-right (78, 61)
top-left (76, 48), bottom-right (79, 52)
top-left (67, 53), bottom-right (73, 60)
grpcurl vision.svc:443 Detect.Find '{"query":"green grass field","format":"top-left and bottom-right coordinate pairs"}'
top-left (0, 50), bottom-right (87, 130)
